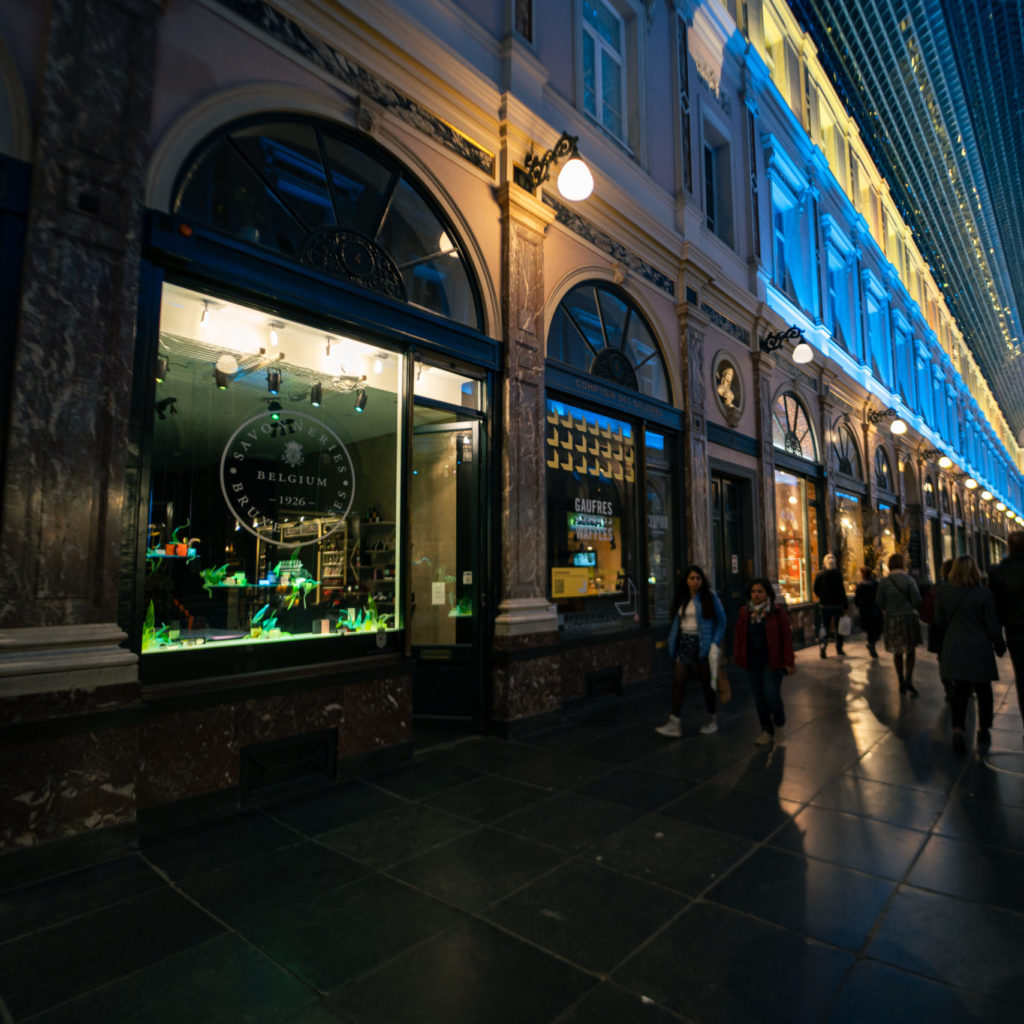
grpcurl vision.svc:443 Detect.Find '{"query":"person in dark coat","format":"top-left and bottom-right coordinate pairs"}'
top-left (813, 553), bottom-right (849, 657)
top-left (733, 578), bottom-right (795, 746)
top-left (934, 554), bottom-right (1006, 753)
top-left (920, 558), bottom-right (954, 700)
top-left (853, 565), bottom-right (883, 658)
top-left (876, 552), bottom-right (922, 695)
top-left (988, 530), bottom-right (1024, 746)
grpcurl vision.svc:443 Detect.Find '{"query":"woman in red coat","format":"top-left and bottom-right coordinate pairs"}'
top-left (733, 578), bottom-right (796, 746)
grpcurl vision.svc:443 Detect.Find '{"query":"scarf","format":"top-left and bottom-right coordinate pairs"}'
top-left (749, 599), bottom-right (770, 624)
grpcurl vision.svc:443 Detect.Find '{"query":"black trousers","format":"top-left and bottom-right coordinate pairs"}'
top-left (950, 681), bottom-right (994, 732)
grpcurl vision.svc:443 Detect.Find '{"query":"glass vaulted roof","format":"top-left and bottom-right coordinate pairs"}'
top-left (789, 0), bottom-right (1024, 436)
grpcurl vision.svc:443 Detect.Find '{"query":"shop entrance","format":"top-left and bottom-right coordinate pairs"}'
top-left (409, 408), bottom-right (484, 728)
top-left (711, 473), bottom-right (754, 649)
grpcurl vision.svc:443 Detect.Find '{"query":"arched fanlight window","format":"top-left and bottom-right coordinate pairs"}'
top-left (172, 116), bottom-right (483, 329)
top-left (546, 281), bottom-right (669, 401)
top-left (772, 392), bottom-right (817, 460)
top-left (924, 476), bottom-right (936, 508)
top-left (953, 489), bottom-right (962, 519)
top-left (938, 484), bottom-right (950, 514)
top-left (875, 447), bottom-right (894, 492)
top-left (830, 424), bottom-right (861, 478)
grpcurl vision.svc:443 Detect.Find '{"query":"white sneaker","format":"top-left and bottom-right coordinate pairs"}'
top-left (773, 726), bottom-right (785, 744)
top-left (655, 715), bottom-right (682, 738)
top-left (700, 716), bottom-right (718, 735)
top-left (754, 730), bottom-right (773, 746)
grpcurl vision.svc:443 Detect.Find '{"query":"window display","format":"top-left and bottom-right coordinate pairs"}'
top-left (877, 503), bottom-right (897, 571)
top-left (144, 283), bottom-right (402, 655)
top-left (836, 491), bottom-right (863, 590)
top-left (775, 470), bottom-right (820, 604)
top-left (546, 399), bottom-right (639, 633)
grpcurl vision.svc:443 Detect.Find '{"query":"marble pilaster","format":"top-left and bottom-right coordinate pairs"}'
top-left (494, 183), bottom-right (558, 639)
top-left (0, 0), bottom-right (163, 635)
top-left (752, 352), bottom-right (779, 582)
top-left (678, 310), bottom-right (710, 568)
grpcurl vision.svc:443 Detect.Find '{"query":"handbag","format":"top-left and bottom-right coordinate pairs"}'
top-left (837, 614), bottom-right (852, 636)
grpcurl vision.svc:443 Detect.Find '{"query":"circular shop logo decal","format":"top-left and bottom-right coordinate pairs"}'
top-left (220, 410), bottom-right (356, 548)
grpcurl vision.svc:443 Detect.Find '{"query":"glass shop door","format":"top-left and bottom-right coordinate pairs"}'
top-left (409, 411), bottom-right (484, 728)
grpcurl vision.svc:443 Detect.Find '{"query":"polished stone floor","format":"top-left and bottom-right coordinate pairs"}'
top-left (3, 644), bottom-right (1024, 1023)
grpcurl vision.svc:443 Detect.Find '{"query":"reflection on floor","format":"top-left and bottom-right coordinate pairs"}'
top-left (3, 645), bottom-right (1024, 1022)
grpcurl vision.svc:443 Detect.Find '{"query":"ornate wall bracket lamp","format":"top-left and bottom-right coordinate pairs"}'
top-left (867, 406), bottom-right (907, 435)
top-left (521, 131), bottom-right (594, 201)
top-left (759, 325), bottom-right (813, 364)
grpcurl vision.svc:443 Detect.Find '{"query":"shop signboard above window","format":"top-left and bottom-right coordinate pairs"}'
top-left (144, 283), bottom-right (402, 661)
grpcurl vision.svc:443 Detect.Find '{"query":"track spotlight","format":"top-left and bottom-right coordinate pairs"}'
top-left (155, 356), bottom-right (169, 383)
top-left (354, 388), bottom-right (367, 413)
top-left (310, 383), bottom-right (322, 408)
top-left (267, 369), bottom-right (281, 395)
top-left (268, 400), bottom-right (282, 421)
top-left (214, 369), bottom-right (230, 390)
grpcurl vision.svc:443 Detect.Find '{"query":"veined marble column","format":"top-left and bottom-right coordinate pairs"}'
top-left (0, 0), bottom-right (164, 851)
top-left (490, 184), bottom-right (561, 725)
top-left (677, 308), bottom-right (710, 569)
top-left (752, 351), bottom-right (779, 583)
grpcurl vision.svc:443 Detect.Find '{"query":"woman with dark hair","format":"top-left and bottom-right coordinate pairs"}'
top-left (935, 554), bottom-right (1005, 752)
top-left (853, 566), bottom-right (883, 658)
top-left (733, 578), bottom-right (795, 745)
top-left (876, 552), bottom-right (922, 695)
top-left (656, 565), bottom-right (726, 738)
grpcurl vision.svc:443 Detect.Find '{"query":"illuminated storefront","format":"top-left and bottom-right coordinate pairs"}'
top-left (772, 393), bottom-right (821, 603)
top-left (544, 282), bottom-right (679, 637)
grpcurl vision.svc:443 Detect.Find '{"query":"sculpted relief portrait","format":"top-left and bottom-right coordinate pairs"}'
top-left (712, 354), bottom-right (742, 426)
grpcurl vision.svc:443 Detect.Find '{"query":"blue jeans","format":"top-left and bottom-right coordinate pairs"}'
top-left (748, 659), bottom-right (785, 732)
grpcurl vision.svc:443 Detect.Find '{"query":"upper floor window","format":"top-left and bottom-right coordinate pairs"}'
top-left (547, 281), bottom-right (669, 401)
top-left (772, 392), bottom-right (817, 461)
top-left (582, 0), bottom-right (626, 140)
top-left (703, 119), bottom-right (733, 247)
top-left (173, 116), bottom-right (483, 331)
top-left (924, 476), bottom-right (936, 508)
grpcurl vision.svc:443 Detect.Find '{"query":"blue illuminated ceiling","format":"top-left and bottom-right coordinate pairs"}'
top-left (789, 0), bottom-right (1024, 436)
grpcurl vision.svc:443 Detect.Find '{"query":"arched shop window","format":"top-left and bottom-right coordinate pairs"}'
top-left (174, 116), bottom-right (482, 329)
top-left (924, 476), bottom-right (936, 509)
top-left (141, 117), bottom-right (487, 677)
top-left (874, 447), bottom-right (893, 492)
top-left (831, 424), bottom-right (861, 479)
top-left (772, 392), bottom-right (817, 460)
top-left (547, 281), bottom-right (669, 400)
top-left (772, 393), bottom-right (820, 604)
top-left (544, 285), bottom-right (676, 634)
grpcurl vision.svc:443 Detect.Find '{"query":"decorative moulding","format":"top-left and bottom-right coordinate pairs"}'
top-left (0, 624), bottom-right (138, 697)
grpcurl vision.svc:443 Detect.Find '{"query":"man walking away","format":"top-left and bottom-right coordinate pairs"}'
top-left (988, 530), bottom-right (1024, 745)
top-left (813, 554), bottom-right (848, 657)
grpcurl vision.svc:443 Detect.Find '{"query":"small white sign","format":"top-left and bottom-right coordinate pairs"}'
top-left (431, 581), bottom-right (446, 605)
top-left (462, 571), bottom-right (472, 585)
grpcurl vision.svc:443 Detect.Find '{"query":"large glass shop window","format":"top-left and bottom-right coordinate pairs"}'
top-left (836, 491), bottom-right (863, 590)
top-left (775, 470), bottom-right (819, 604)
top-left (144, 283), bottom-right (402, 653)
top-left (546, 399), bottom-right (639, 633)
top-left (877, 503), bottom-right (897, 571)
